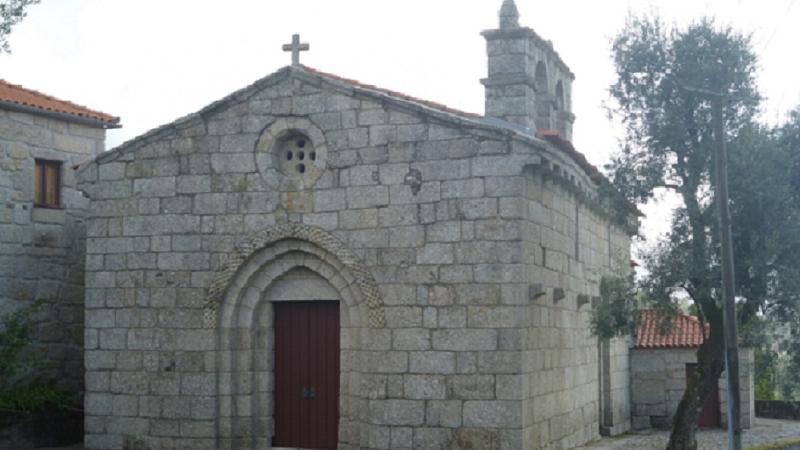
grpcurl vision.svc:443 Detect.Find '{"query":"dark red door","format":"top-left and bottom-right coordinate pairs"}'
top-left (686, 363), bottom-right (721, 428)
top-left (273, 301), bottom-right (340, 449)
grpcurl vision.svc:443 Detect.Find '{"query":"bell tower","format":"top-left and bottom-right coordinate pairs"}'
top-left (481, 0), bottom-right (576, 140)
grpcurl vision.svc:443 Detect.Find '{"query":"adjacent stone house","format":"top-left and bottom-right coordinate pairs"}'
top-left (76, 2), bottom-right (634, 449)
top-left (0, 79), bottom-right (119, 391)
top-left (631, 310), bottom-right (755, 430)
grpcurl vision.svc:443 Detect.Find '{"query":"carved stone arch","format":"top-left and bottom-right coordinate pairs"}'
top-left (210, 224), bottom-right (384, 448)
top-left (204, 223), bottom-right (385, 328)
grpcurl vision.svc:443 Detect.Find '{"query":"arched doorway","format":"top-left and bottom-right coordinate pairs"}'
top-left (206, 224), bottom-right (385, 449)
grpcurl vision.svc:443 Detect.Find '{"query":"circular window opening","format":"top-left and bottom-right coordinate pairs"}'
top-left (273, 129), bottom-right (318, 179)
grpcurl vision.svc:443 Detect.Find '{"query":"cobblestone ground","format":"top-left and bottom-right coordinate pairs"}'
top-left (575, 418), bottom-right (800, 449)
top-left (35, 419), bottom-right (800, 450)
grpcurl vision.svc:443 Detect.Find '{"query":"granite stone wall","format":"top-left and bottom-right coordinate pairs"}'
top-left (600, 337), bottom-right (632, 436)
top-left (0, 107), bottom-right (105, 391)
top-left (519, 153), bottom-right (632, 449)
top-left (76, 67), bottom-right (631, 450)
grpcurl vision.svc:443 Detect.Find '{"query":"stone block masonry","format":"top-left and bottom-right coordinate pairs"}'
top-left (630, 347), bottom-right (755, 430)
top-left (0, 108), bottom-right (107, 392)
top-left (75, 64), bottom-right (633, 450)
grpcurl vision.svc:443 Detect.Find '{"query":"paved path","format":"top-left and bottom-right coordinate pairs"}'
top-left (575, 418), bottom-right (800, 449)
top-left (33, 419), bottom-right (800, 450)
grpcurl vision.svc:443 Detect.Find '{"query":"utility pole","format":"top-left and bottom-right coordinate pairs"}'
top-left (712, 93), bottom-right (742, 450)
top-left (683, 84), bottom-right (742, 450)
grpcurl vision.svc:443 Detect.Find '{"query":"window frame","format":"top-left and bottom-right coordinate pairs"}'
top-left (34, 158), bottom-right (63, 209)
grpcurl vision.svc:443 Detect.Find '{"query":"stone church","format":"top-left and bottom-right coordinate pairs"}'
top-left (76, 1), bottom-right (634, 449)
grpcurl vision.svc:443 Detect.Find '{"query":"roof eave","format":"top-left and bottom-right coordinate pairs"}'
top-left (87, 65), bottom-right (602, 187)
top-left (0, 100), bottom-right (121, 129)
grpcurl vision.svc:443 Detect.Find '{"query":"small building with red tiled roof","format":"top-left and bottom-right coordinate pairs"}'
top-left (0, 79), bottom-right (120, 399)
top-left (630, 310), bottom-right (755, 430)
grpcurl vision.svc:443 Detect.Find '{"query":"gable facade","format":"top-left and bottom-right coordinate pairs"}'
top-left (75, 3), bottom-right (633, 449)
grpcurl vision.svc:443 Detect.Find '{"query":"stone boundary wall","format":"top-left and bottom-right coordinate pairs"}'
top-left (756, 400), bottom-right (800, 421)
top-left (630, 347), bottom-right (754, 430)
top-left (0, 107), bottom-right (105, 391)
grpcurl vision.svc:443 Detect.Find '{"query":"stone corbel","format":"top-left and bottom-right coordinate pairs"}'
top-left (529, 283), bottom-right (545, 301)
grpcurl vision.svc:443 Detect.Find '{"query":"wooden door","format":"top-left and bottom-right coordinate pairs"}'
top-left (686, 363), bottom-right (721, 428)
top-left (273, 301), bottom-right (340, 449)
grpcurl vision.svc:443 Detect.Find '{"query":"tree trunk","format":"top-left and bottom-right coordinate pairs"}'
top-left (666, 311), bottom-right (726, 450)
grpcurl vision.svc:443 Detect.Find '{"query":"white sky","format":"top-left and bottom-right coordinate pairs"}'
top-left (2, 0), bottom-right (799, 251)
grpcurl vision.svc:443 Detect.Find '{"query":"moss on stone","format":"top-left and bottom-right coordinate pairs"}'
top-left (747, 438), bottom-right (800, 450)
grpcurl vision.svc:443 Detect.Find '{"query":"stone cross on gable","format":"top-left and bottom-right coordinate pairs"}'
top-left (283, 33), bottom-right (310, 66)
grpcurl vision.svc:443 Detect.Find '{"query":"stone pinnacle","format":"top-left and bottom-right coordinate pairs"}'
top-left (499, 0), bottom-right (520, 29)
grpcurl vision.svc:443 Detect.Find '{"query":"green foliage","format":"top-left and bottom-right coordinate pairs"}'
top-left (0, 0), bottom-right (39, 53)
top-left (739, 312), bottom-right (800, 401)
top-left (747, 438), bottom-right (800, 450)
top-left (753, 347), bottom-right (780, 400)
top-left (605, 13), bottom-right (800, 346)
top-left (0, 301), bottom-right (80, 417)
top-left (590, 276), bottom-right (639, 340)
top-left (779, 323), bottom-right (800, 400)
top-left (728, 121), bottom-right (800, 324)
top-left (0, 383), bottom-right (77, 415)
top-left (608, 15), bottom-right (760, 204)
top-left (733, 112), bottom-right (800, 401)
top-left (0, 301), bottom-right (40, 386)
top-left (597, 179), bottom-right (641, 235)
top-left (780, 109), bottom-right (800, 197)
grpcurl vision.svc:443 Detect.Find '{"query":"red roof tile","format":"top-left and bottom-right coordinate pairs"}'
top-left (635, 310), bottom-right (709, 349)
top-left (0, 79), bottom-right (119, 127)
top-left (537, 130), bottom-right (604, 183)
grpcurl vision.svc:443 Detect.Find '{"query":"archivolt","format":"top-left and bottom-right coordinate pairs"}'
top-left (203, 223), bottom-right (385, 328)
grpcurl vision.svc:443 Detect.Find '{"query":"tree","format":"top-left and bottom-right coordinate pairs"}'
top-left (603, 15), bottom-right (797, 449)
top-left (0, 0), bottom-right (39, 53)
top-left (770, 108), bottom-right (800, 401)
